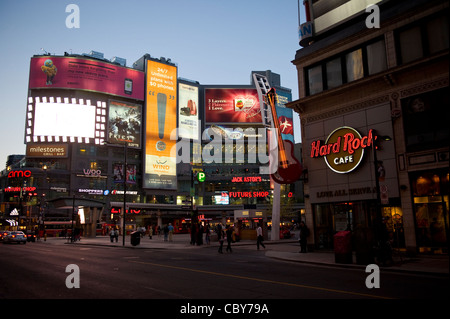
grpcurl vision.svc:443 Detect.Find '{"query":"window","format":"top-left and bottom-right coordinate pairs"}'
top-left (326, 58), bottom-right (342, 89)
top-left (308, 65), bottom-right (323, 94)
top-left (399, 26), bottom-right (423, 64)
top-left (345, 49), bottom-right (363, 82)
top-left (427, 15), bottom-right (449, 54)
top-left (366, 40), bottom-right (387, 75)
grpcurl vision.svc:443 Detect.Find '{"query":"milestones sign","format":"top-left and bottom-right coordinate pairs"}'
top-left (310, 126), bottom-right (376, 174)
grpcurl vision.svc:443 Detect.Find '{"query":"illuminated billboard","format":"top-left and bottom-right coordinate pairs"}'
top-left (275, 90), bottom-right (294, 143)
top-left (205, 88), bottom-right (262, 124)
top-left (143, 59), bottom-right (177, 190)
top-left (178, 83), bottom-right (199, 140)
top-left (108, 100), bottom-right (142, 148)
top-left (28, 56), bottom-right (145, 100)
top-left (25, 95), bottom-right (106, 144)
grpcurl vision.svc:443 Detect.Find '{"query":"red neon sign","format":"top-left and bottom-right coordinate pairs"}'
top-left (231, 176), bottom-right (262, 183)
top-left (111, 208), bottom-right (141, 214)
top-left (4, 186), bottom-right (37, 193)
top-left (8, 170), bottom-right (32, 178)
top-left (229, 191), bottom-right (269, 198)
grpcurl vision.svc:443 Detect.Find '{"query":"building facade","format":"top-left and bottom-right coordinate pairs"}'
top-left (0, 53), bottom-right (304, 237)
top-left (288, 0), bottom-right (448, 255)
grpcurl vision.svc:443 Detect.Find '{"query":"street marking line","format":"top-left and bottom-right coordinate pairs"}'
top-left (129, 260), bottom-right (393, 299)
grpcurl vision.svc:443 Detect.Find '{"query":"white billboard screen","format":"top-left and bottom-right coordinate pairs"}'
top-left (34, 102), bottom-right (96, 138)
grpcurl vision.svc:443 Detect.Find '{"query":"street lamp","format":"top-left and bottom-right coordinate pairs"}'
top-left (104, 141), bottom-right (128, 246)
top-left (372, 133), bottom-right (392, 256)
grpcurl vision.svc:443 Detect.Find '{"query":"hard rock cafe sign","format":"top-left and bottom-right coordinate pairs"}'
top-left (310, 126), bottom-right (376, 174)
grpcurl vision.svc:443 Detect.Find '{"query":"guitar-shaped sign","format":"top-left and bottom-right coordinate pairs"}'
top-left (266, 88), bottom-right (303, 184)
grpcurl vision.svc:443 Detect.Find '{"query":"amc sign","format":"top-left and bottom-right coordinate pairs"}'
top-left (8, 170), bottom-right (32, 178)
top-left (311, 127), bottom-right (376, 174)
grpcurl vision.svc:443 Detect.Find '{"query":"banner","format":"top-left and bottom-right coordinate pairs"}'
top-left (29, 56), bottom-right (145, 100)
top-left (143, 60), bottom-right (177, 189)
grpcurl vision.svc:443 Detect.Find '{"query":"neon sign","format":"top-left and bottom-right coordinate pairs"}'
top-left (111, 208), bottom-right (141, 214)
top-left (229, 191), bottom-right (269, 198)
top-left (8, 170), bottom-right (32, 178)
top-left (311, 127), bottom-right (376, 174)
top-left (231, 176), bottom-right (262, 183)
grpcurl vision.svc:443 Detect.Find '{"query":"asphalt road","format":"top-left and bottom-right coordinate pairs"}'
top-left (1, 241), bottom-right (448, 315)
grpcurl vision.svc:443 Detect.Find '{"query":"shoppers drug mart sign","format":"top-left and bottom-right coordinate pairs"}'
top-left (310, 127), bottom-right (376, 174)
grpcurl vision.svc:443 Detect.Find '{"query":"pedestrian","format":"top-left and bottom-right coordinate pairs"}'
top-left (148, 225), bottom-right (153, 239)
top-left (256, 223), bottom-right (265, 250)
top-left (197, 223), bottom-right (204, 245)
top-left (298, 221), bottom-right (309, 253)
top-left (109, 228), bottom-right (116, 243)
top-left (168, 223), bottom-right (174, 242)
top-left (205, 223), bottom-right (211, 245)
top-left (217, 224), bottom-right (224, 254)
top-left (226, 225), bottom-right (233, 253)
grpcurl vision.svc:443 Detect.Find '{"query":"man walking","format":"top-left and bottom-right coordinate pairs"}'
top-left (256, 223), bottom-right (265, 250)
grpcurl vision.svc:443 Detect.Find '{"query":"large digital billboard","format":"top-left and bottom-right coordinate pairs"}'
top-left (29, 56), bottom-right (145, 100)
top-left (178, 83), bottom-right (199, 140)
top-left (205, 88), bottom-right (262, 124)
top-left (25, 95), bottom-right (106, 144)
top-left (108, 100), bottom-right (142, 148)
top-left (143, 60), bottom-right (177, 190)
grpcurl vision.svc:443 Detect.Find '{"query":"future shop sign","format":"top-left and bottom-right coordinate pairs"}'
top-left (310, 126), bottom-right (376, 174)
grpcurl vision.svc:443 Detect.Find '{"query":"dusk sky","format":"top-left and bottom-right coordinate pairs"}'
top-left (0, 0), bottom-right (306, 167)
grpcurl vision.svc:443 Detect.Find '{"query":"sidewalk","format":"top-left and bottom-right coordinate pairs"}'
top-left (44, 234), bottom-right (449, 276)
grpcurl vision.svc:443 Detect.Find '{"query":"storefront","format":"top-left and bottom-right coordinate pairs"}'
top-left (410, 169), bottom-right (449, 254)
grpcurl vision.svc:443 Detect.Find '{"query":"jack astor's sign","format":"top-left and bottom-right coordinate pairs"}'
top-left (311, 127), bottom-right (376, 174)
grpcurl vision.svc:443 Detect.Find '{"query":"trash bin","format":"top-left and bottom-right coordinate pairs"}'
top-left (333, 231), bottom-right (352, 264)
top-left (130, 231), bottom-right (141, 246)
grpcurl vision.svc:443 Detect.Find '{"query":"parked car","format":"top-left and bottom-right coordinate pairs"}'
top-left (0, 230), bottom-right (11, 241)
top-left (3, 231), bottom-right (27, 244)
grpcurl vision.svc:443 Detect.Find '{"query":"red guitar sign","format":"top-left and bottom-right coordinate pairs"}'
top-left (266, 88), bottom-right (303, 184)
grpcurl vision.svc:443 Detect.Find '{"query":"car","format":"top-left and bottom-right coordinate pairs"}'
top-left (3, 231), bottom-right (27, 244)
top-left (0, 230), bottom-right (11, 241)
top-left (26, 231), bottom-right (37, 242)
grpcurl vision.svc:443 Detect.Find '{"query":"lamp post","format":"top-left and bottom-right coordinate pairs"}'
top-left (372, 133), bottom-right (392, 256)
top-left (104, 141), bottom-right (128, 246)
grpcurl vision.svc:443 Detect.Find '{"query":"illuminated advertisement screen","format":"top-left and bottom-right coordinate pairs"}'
top-left (29, 56), bottom-right (145, 100)
top-left (108, 100), bottom-right (142, 148)
top-left (25, 95), bottom-right (106, 144)
top-left (113, 163), bottom-right (137, 184)
top-left (205, 88), bottom-right (262, 124)
top-left (143, 60), bottom-right (177, 190)
top-left (34, 101), bottom-right (96, 138)
top-left (178, 83), bottom-right (199, 140)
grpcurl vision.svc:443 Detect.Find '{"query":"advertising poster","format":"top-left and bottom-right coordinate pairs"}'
top-left (205, 88), bottom-right (262, 124)
top-left (113, 163), bottom-right (137, 184)
top-left (144, 60), bottom-right (177, 189)
top-left (275, 90), bottom-right (294, 143)
top-left (108, 100), bottom-right (142, 148)
top-left (29, 56), bottom-right (145, 100)
top-left (178, 83), bottom-right (199, 140)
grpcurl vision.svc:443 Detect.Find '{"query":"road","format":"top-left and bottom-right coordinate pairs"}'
top-left (1, 240), bottom-right (448, 315)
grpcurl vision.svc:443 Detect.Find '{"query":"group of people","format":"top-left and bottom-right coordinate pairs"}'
top-left (109, 221), bottom-right (311, 253)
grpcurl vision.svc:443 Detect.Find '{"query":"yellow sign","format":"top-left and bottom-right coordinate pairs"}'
top-left (144, 60), bottom-right (177, 189)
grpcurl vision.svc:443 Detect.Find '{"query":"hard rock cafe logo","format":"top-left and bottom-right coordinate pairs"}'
top-left (310, 127), bottom-right (376, 174)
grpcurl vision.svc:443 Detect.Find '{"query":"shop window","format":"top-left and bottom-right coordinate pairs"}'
top-left (345, 49), bottom-right (364, 82)
top-left (412, 170), bottom-right (449, 253)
